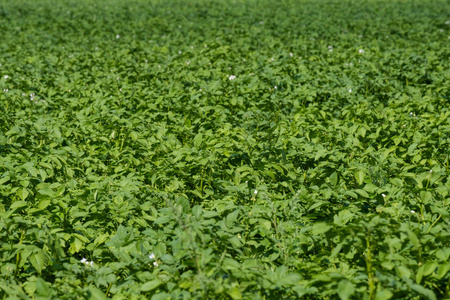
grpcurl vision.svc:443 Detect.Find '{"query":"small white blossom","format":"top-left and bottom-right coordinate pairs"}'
top-left (178, 51), bottom-right (182, 54)
top-left (4, 75), bottom-right (9, 79)
top-left (116, 34), bottom-right (120, 39)
top-left (228, 75), bottom-right (236, 80)
top-left (153, 261), bottom-right (159, 267)
top-left (446, 20), bottom-right (450, 25)
top-left (274, 86), bottom-right (277, 89)
top-left (80, 258), bottom-right (94, 267)
top-left (349, 89), bottom-right (352, 93)
top-left (289, 52), bottom-right (293, 57)
top-left (382, 194), bottom-right (386, 198)
top-left (359, 49), bottom-right (364, 54)
top-left (430, 170), bottom-right (433, 173)
top-left (254, 190), bottom-right (258, 195)
top-left (149, 253), bottom-right (156, 260)
top-left (145, 59), bottom-right (148, 63)
top-left (411, 210), bottom-right (415, 214)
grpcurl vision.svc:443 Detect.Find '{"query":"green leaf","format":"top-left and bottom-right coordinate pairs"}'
top-left (312, 223), bottom-right (331, 235)
top-left (38, 186), bottom-right (55, 197)
top-left (0, 176), bottom-right (10, 185)
top-left (227, 287), bottom-right (242, 300)
top-left (436, 264), bottom-right (450, 279)
top-left (29, 250), bottom-right (46, 273)
top-left (87, 286), bottom-right (107, 300)
top-left (396, 265), bottom-right (411, 279)
top-left (329, 172), bottom-right (338, 186)
top-left (69, 237), bottom-right (83, 254)
top-left (16, 187), bottom-right (29, 200)
top-left (309, 201), bottom-right (325, 211)
top-left (35, 278), bottom-right (52, 298)
top-left (403, 278), bottom-right (437, 300)
top-left (293, 286), bottom-right (319, 297)
top-left (278, 273), bottom-right (301, 286)
top-left (344, 191), bottom-right (358, 199)
top-left (141, 279), bottom-right (162, 292)
top-left (37, 199), bottom-right (51, 210)
top-left (375, 288), bottom-right (393, 300)
top-left (10, 201), bottom-right (27, 210)
top-left (354, 170), bottom-right (365, 185)
top-left (314, 149), bottom-right (328, 161)
top-left (151, 293), bottom-right (170, 300)
top-left (405, 228), bottom-right (420, 248)
top-left (193, 132), bottom-right (203, 148)
top-left (259, 219), bottom-right (271, 230)
top-left (354, 189), bottom-right (369, 198)
top-left (337, 280), bottom-right (355, 300)
top-left (229, 236), bottom-right (242, 248)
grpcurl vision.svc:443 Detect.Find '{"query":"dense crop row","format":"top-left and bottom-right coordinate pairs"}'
top-left (1, 0), bottom-right (450, 299)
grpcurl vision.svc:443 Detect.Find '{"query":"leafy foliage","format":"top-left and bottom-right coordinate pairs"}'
top-left (1, 0), bottom-right (450, 299)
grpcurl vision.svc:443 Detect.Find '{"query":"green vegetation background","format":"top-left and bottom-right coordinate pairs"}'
top-left (0, 0), bottom-right (449, 299)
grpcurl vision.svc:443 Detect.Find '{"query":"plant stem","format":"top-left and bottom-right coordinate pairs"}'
top-left (106, 283), bottom-right (112, 297)
top-left (365, 232), bottom-right (376, 300)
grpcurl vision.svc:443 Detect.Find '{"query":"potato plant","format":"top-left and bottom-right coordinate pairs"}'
top-left (0, 0), bottom-right (449, 299)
